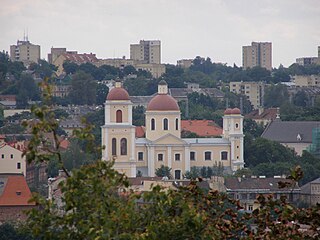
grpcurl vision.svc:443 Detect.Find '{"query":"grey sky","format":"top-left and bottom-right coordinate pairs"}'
top-left (0, 0), bottom-right (319, 67)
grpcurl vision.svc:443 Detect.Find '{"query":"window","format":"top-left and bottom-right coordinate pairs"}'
top-left (138, 152), bottom-right (143, 161)
top-left (221, 151), bottom-right (228, 160)
top-left (163, 118), bottom-right (168, 130)
top-left (205, 151), bottom-right (211, 161)
top-left (190, 152), bottom-right (195, 161)
top-left (248, 205), bottom-right (253, 211)
top-left (1, 154), bottom-right (4, 159)
top-left (151, 118), bottom-right (155, 130)
top-left (175, 153), bottom-right (180, 161)
top-left (17, 162), bottom-right (21, 169)
top-left (175, 118), bottom-right (179, 130)
top-left (158, 154), bottom-right (163, 161)
top-left (120, 138), bottom-right (127, 155)
top-left (10, 154), bottom-right (13, 159)
top-left (112, 138), bottom-right (117, 156)
top-left (235, 123), bottom-right (239, 128)
top-left (116, 110), bottom-right (122, 123)
top-left (174, 170), bottom-right (181, 180)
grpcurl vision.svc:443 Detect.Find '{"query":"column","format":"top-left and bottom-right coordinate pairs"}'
top-left (167, 146), bottom-right (172, 168)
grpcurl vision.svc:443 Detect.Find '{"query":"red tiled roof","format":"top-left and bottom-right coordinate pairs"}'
top-left (0, 174), bottom-right (35, 206)
top-left (0, 95), bottom-right (16, 101)
top-left (59, 139), bottom-right (70, 150)
top-left (181, 120), bottom-right (222, 137)
top-left (62, 53), bottom-right (98, 64)
top-left (135, 126), bottom-right (146, 138)
top-left (245, 108), bottom-right (278, 120)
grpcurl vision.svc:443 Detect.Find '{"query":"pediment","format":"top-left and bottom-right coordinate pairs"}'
top-left (151, 133), bottom-right (187, 145)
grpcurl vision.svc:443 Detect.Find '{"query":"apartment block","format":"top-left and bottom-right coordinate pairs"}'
top-left (10, 38), bottom-right (40, 66)
top-left (242, 42), bottom-right (272, 71)
top-left (292, 75), bottom-right (320, 87)
top-left (130, 40), bottom-right (161, 64)
top-left (177, 59), bottom-right (193, 68)
top-left (230, 81), bottom-right (265, 109)
top-left (296, 57), bottom-right (319, 66)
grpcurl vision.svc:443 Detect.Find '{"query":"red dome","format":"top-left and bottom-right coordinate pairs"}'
top-left (147, 94), bottom-right (179, 111)
top-left (231, 108), bottom-right (241, 114)
top-left (106, 87), bottom-right (130, 101)
top-left (224, 108), bottom-right (233, 115)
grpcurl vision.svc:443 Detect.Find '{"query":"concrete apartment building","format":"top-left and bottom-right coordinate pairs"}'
top-left (10, 37), bottom-right (40, 66)
top-left (130, 40), bottom-right (161, 64)
top-left (229, 81), bottom-right (265, 109)
top-left (177, 59), bottom-right (193, 68)
top-left (47, 47), bottom-right (77, 64)
top-left (292, 75), bottom-right (320, 87)
top-left (242, 42), bottom-right (272, 71)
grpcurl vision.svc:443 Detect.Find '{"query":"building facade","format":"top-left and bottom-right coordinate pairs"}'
top-left (292, 75), bottom-right (320, 87)
top-left (10, 39), bottom-right (40, 66)
top-left (130, 40), bottom-right (161, 64)
top-left (229, 81), bottom-right (266, 109)
top-left (242, 42), bottom-right (272, 70)
top-left (102, 81), bottom-right (244, 178)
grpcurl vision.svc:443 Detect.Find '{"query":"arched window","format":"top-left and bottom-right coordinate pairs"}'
top-left (174, 170), bottom-right (181, 180)
top-left (175, 118), bottom-right (179, 130)
top-left (120, 138), bottom-right (127, 155)
top-left (163, 118), bottom-right (168, 130)
top-left (112, 138), bottom-right (117, 156)
top-left (116, 110), bottom-right (122, 123)
top-left (151, 118), bottom-right (155, 130)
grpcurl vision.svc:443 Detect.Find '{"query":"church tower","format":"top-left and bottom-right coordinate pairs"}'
top-left (222, 108), bottom-right (244, 171)
top-left (101, 80), bottom-right (136, 177)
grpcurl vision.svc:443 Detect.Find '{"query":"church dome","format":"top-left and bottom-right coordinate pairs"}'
top-left (231, 108), bottom-right (241, 114)
top-left (106, 87), bottom-right (130, 101)
top-left (224, 108), bottom-right (233, 115)
top-left (147, 94), bottom-right (180, 111)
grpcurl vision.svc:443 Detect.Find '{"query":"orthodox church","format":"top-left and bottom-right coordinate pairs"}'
top-left (101, 80), bottom-right (244, 178)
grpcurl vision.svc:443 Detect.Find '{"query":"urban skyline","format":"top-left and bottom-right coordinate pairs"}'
top-left (0, 0), bottom-right (319, 68)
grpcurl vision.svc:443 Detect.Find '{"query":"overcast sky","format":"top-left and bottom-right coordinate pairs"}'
top-left (1, 0), bottom-right (319, 68)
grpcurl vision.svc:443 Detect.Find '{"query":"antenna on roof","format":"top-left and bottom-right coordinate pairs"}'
top-left (23, 29), bottom-right (26, 41)
top-left (26, 27), bottom-right (29, 41)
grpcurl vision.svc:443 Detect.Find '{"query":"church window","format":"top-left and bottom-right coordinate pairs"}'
top-left (174, 170), bottom-right (181, 180)
top-left (138, 152), bottom-right (143, 161)
top-left (112, 138), bottom-right (117, 156)
top-left (116, 110), bottom-right (122, 123)
top-left (190, 152), bottom-right (195, 161)
top-left (17, 162), bottom-right (21, 169)
top-left (158, 154), bottom-right (163, 161)
top-left (175, 118), bottom-right (179, 130)
top-left (235, 123), bottom-right (239, 128)
top-left (221, 151), bottom-right (228, 160)
top-left (151, 118), bottom-right (155, 130)
top-left (205, 151), bottom-right (212, 161)
top-left (175, 153), bottom-right (180, 161)
top-left (120, 138), bottom-right (127, 155)
top-left (163, 118), bottom-right (168, 130)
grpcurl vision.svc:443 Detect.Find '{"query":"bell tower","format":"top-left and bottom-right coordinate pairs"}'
top-left (101, 80), bottom-right (136, 177)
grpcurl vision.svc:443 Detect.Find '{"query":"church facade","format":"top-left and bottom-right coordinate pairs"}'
top-left (102, 81), bottom-right (244, 178)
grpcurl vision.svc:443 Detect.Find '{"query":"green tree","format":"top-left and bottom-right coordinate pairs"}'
top-left (16, 73), bottom-right (40, 108)
top-left (69, 70), bottom-right (97, 105)
top-left (96, 83), bottom-right (109, 105)
top-left (155, 165), bottom-right (172, 178)
top-left (62, 61), bottom-right (78, 74)
top-left (264, 84), bottom-right (289, 107)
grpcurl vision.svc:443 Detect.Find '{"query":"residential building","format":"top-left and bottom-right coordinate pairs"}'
top-left (0, 143), bottom-right (26, 176)
top-left (134, 63), bottom-right (165, 78)
top-left (53, 52), bottom-right (98, 76)
top-left (242, 42), bottom-right (272, 70)
top-left (0, 173), bottom-right (36, 222)
top-left (0, 95), bottom-right (16, 109)
top-left (101, 80), bottom-right (245, 178)
top-left (94, 58), bottom-right (136, 68)
top-left (245, 107), bottom-right (278, 126)
top-left (296, 57), bottom-right (319, 66)
top-left (292, 75), bottom-right (320, 87)
top-left (130, 40), bottom-right (161, 64)
top-left (229, 81), bottom-right (265, 109)
top-left (300, 177), bottom-right (320, 207)
top-left (10, 38), bottom-right (40, 66)
top-left (225, 176), bottom-right (300, 211)
top-left (177, 59), bottom-right (193, 68)
top-left (261, 119), bottom-right (320, 156)
top-left (47, 47), bottom-right (78, 64)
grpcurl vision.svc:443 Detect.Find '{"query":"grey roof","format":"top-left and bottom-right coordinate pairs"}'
top-left (136, 138), bottom-right (151, 144)
top-left (300, 177), bottom-right (320, 194)
top-left (169, 88), bottom-right (225, 98)
top-left (130, 95), bottom-right (155, 107)
top-left (261, 120), bottom-right (320, 143)
top-left (183, 138), bottom-right (230, 145)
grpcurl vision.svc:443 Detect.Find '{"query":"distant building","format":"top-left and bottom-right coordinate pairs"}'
top-left (47, 47), bottom-right (77, 64)
top-left (296, 57), bottom-right (319, 66)
top-left (229, 81), bottom-right (266, 109)
top-left (0, 95), bottom-right (16, 109)
top-left (0, 143), bottom-right (26, 176)
top-left (177, 59), bottom-right (193, 68)
top-left (245, 107), bottom-right (278, 126)
top-left (300, 177), bottom-right (320, 207)
top-left (95, 58), bottom-right (136, 69)
top-left (10, 37), bottom-right (40, 66)
top-left (242, 42), bottom-right (272, 70)
top-left (130, 40), bottom-right (161, 64)
top-left (292, 75), bottom-right (320, 87)
top-left (225, 176), bottom-right (300, 212)
top-left (261, 120), bottom-right (320, 156)
top-left (134, 63), bottom-right (165, 78)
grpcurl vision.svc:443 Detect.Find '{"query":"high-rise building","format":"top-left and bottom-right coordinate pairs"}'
top-left (10, 37), bottom-right (40, 66)
top-left (130, 40), bottom-right (161, 64)
top-left (242, 42), bottom-right (272, 71)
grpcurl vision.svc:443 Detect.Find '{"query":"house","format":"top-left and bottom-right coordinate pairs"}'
top-left (225, 176), bottom-right (300, 212)
top-left (0, 95), bottom-right (16, 109)
top-left (300, 178), bottom-right (320, 207)
top-left (101, 80), bottom-right (245, 178)
top-left (245, 107), bottom-right (278, 126)
top-left (0, 143), bottom-right (26, 176)
top-left (0, 173), bottom-right (36, 222)
top-left (261, 119), bottom-right (320, 155)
